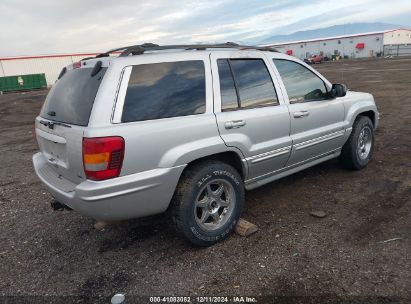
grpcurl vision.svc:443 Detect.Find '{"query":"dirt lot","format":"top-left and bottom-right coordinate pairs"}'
top-left (0, 57), bottom-right (410, 303)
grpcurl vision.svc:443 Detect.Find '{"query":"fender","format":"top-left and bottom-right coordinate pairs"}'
top-left (343, 91), bottom-right (379, 131)
top-left (158, 136), bottom-right (248, 176)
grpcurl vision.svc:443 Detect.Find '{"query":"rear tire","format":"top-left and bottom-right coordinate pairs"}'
top-left (171, 161), bottom-right (244, 246)
top-left (339, 116), bottom-right (374, 170)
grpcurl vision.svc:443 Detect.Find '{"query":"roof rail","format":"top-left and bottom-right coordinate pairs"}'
top-left (95, 42), bottom-right (279, 58)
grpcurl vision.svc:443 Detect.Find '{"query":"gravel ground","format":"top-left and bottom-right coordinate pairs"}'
top-left (0, 57), bottom-right (410, 303)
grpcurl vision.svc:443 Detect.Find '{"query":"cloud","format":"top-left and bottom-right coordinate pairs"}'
top-left (0, 0), bottom-right (410, 56)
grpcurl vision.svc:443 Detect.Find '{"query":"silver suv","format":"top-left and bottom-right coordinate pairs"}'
top-left (33, 43), bottom-right (379, 246)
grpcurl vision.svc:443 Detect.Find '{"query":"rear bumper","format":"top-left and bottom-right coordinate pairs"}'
top-left (33, 152), bottom-right (185, 221)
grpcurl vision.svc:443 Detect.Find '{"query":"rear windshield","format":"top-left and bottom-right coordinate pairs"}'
top-left (40, 67), bottom-right (107, 126)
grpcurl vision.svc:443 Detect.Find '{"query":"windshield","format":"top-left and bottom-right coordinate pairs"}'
top-left (40, 67), bottom-right (107, 126)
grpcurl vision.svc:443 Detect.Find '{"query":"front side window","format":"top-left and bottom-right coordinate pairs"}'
top-left (121, 60), bottom-right (206, 122)
top-left (217, 59), bottom-right (278, 111)
top-left (273, 59), bottom-right (329, 103)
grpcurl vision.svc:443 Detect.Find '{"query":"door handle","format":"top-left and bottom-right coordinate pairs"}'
top-left (224, 120), bottom-right (246, 129)
top-left (293, 111), bottom-right (310, 118)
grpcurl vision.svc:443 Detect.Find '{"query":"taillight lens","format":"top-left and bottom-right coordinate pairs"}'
top-left (73, 61), bottom-right (82, 69)
top-left (83, 137), bottom-right (125, 181)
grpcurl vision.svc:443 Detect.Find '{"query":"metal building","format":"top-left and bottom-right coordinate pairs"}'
top-left (1, 29), bottom-right (410, 87)
top-left (267, 29), bottom-right (411, 60)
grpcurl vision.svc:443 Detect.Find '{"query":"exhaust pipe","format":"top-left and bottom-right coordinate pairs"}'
top-left (50, 200), bottom-right (72, 211)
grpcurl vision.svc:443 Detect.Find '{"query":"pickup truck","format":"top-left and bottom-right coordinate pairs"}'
top-left (304, 55), bottom-right (323, 64)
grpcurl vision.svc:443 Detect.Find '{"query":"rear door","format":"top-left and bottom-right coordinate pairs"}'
top-left (210, 51), bottom-right (292, 181)
top-left (271, 58), bottom-right (345, 166)
top-left (35, 61), bottom-right (107, 184)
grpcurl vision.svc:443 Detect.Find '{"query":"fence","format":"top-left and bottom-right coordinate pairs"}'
top-left (0, 53), bottom-right (99, 86)
top-left (383, 44), bottom-right (411, 57)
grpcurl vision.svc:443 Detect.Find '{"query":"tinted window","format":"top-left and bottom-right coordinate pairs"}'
top-left (217, 59), bottom-right (278, 110)
top-left (217, 59), bottom-right (239, 110)
top-left (230, 59), bottom-right (278, 108)
top-left (274, 59), bottom-right (329, 103)
top-left (122, 61), bottom-right (206, 122)
top-left (40, 67), bottom-right (106, 126)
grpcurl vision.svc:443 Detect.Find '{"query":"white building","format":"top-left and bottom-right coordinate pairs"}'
top-left (0, 52), bottom-right (100, 86)
top-left (267, 29), bottom-right (411, 60)
top-left (1, 30), bottom-right (410, 86)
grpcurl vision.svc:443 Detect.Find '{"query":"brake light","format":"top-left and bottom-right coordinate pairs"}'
top-left (83, 137), bottom-right (125, 181)
top-left (73, 61), bottom-right (82, 69)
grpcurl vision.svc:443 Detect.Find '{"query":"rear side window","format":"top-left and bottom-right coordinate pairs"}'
top-left (217, 60), bottom-right (238, 110)
top-left (273, 59), bottom-right (329, 103)
top-left (121, 61), bottom-right (206, 123)
top-left (217, 59), bottom-right (278, 111)
top-left (40, 67), bottom-right (107, 126)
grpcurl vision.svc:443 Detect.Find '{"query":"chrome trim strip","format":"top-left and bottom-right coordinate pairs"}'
top-left (245, 149), bottom-right (341, 190)
top-left (36, 128), bottom-right (66, 144)
top-left (294, 130), bottom-right (345, 151)
top-left (246, 146), bottom-right (291, 164)
top-left (245, 148), bottom-right (341, 184)
top-left (112, 66), bottom-right (132, 123)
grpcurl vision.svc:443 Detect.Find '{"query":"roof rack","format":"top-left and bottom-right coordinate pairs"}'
top-left (95, 42), bottom-right (279, 58)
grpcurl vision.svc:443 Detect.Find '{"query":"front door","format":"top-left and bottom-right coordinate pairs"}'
top-left (272, 59), bottom-right (346, 166)
top-left (210, 51), bottom-right (292, 181)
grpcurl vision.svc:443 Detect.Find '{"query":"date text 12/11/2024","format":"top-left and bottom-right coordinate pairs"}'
top-left (148, 296), bottom-right (257, 303)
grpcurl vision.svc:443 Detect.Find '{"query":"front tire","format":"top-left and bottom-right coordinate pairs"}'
top-left (171, 161), bottom-right (245, 246)
top-left (340, 116), bottom-right (375, 170)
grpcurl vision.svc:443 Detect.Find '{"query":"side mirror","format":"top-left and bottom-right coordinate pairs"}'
top-left (331, 83), bottom-right (347, 97)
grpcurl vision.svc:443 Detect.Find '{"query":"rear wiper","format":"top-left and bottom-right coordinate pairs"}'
top-left (40, 120), bottom-right (72, 129)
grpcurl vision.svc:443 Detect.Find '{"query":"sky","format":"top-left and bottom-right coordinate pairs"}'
top-left (0, 0), bottom-right (410, 56)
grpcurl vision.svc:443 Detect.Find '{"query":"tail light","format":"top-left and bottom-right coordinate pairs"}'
top-left (73, 61), bottom-right (82, 69)
top-left (83, 137), bottom-right (125, 181)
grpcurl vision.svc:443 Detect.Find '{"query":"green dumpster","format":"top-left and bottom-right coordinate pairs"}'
top-left (0, 73), bottom-right (47, 93)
